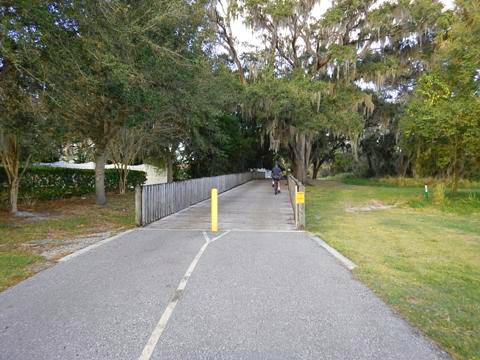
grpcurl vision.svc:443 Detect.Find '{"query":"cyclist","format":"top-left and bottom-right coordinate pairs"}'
top-left (271, 162), bottom-right (282, 195)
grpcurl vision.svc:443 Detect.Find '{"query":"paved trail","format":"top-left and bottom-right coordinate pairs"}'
top-left (0, 180), bottom-right (448, 359)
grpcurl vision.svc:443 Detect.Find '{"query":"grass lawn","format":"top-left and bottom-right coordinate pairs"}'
top-left (0, 192), bottom-right (136, 292)
top-left (306, 180), bottom-right (480, 360)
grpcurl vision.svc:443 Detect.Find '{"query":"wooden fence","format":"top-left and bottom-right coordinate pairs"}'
top-left (287, 175), bottom-right (305, 230)
top-left (136, 172), bottom-right (256, 226)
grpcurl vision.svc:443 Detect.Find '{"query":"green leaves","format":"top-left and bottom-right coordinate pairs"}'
top-left (399, 1), bottom-right (480, 186)
top-left (417, 74), bottom-right (451, 106)
top-left (0, 166), bottom-right (146, 200)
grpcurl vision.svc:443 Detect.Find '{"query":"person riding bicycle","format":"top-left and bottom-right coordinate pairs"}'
top-left (271, 163), bottom-right (282, 195)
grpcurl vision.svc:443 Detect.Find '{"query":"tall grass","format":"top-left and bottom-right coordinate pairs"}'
top-left (432, 182), bottom-right (446, 205)
top-left (330, 173), bottom-right (480, 189)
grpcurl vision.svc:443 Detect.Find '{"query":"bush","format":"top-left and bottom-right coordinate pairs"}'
top-left (331, 153), bottom-right (355, 174)
top-left (0, 166), bottom-right (146, 201)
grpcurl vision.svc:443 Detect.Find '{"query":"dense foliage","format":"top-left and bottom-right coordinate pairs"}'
top-left (0, 167), bottom-right (146, 201)
top-left (400, 0), bottom-right (480, 190)
top-left (213, 0), bottom-right (454, 182)
top-left (0, 0), bottom-right (266, 211)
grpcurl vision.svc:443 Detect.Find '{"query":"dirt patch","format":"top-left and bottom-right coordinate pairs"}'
top-left (23, 230), bottom-right (124, 274)
top-left (23, 231), bottom-right (117, 262)
top-left (14, 211), bottom-right (59, 223)
top-left (346, 200), bottom-right (396, 213)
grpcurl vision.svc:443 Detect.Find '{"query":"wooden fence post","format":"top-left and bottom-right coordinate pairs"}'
top-left (288, 175), bottom-right (305, 230)
top-left (135, 185), bottom-right (142, 226)
top-left (297, 182), bottom-right (305, 230)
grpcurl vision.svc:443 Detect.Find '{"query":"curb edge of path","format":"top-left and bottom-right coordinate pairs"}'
top-left (58, 228), bottom-right (137, 263)
top-left (308, 232), bottom-right (357, 271)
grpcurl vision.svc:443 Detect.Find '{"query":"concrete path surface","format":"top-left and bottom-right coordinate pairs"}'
top-left (0, 180), bottom-right (449, 359)
top-left (149, 180), bottom-right (295, 231)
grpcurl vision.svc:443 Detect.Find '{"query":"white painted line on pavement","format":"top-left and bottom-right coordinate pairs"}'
top-left (202, 231), bottom-right (210, 242)
top-left (308, 233), bottom-right (357, 271)
top-left (138, 230), bottom-right (230, 360)
top-left (58, 229), bottom-right (136, 262)
top-left (208, 230), bottom-right (231, 243)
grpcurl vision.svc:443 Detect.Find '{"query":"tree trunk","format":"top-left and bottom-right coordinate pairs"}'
top-left (452, 160), bottom-right (460, 193)
top-left (293, 160), bottom-right (306, 183)
top-left (305, 136), bottom-right (313, 178)
top-left (312, 161), bottom-right (320, 180)
top-left (366, 153), bottom-right (374, 177)
top-left (166, 153), bottom-right (173, 183)
top-left (118, 167), bottom-right (126, 195)
top-left (452, 168), bottom-right (459, 193)
top-left (398, 154), bottom-right (411, 177)
top-left (451, 142), bottom-right (462, 193)
top-left (349, 131), bottom-right (360, 164)
top-left (95, 148), bottom-right (107, 205)
top-left (118, 170), bottom-right (125, 194)
top-left (351, 140), bottom-right (359, 163)
top-left (292, 132), bottom-right (308, 183)
top-left (0, 133), bottom-right (25, 214)
top-left (119, 163), bottom-right (130, 194)
top-left (9, 178), bottom-right (19, 214)
top-left (215, 10), bottom-right (246, 86)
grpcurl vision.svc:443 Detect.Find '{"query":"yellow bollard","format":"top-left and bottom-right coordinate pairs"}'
top-left (211, 188), bottom-right (218, 232)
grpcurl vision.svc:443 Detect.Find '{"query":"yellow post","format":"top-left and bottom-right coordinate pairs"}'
top-left (211, 188), bottom-right (218, 232)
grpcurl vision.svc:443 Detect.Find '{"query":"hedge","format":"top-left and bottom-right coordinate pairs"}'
top-left (0, 166), bottom-right (146, 200)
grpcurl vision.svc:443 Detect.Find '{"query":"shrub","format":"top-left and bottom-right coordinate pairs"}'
top-left (0, 166), bottom-right (146, 201)
top-left (331, 153), bottom-right (355, 174)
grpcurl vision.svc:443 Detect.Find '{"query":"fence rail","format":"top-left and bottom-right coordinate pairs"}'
top-left (287, 175), bottom-right (305, 230)
top-left (136, 172), bottom-right (256, 226)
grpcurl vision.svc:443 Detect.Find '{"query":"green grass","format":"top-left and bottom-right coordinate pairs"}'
top-left (307, 179), bottom-right (480, 360)
top-left (0, 252), bottom-right (44, 290)
top-left (0, 192), bottom-right (136, 292)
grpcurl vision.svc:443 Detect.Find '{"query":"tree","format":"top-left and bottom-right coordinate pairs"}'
top-left (400, 0), bottom-right (480, 190)
top-left (108, 127), bottom-right (147, 194)
top-left (213, 1), bottom-right (247, 85)
top-left (175, 62), bottom-right (249, 178)
top-left (310, 132), bottom-right (344, 179)
top-left (144, 119), bottom-right (184, 183)
top-left (244, 74), bottom-right (323, 182)
top-left (45, 0), bottom-right (201, 203)
top-left (214, 0), bottom-right (448, 181)
top-left (125, 0), bottom-right (218, 183)
top-left (44, 2), bottom-right (143, 204)
top-left (0, 2), bottom-right (61, 213)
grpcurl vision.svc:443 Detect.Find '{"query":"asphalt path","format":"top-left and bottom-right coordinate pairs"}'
top-left (0, 180), bottom-right (449, 359)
